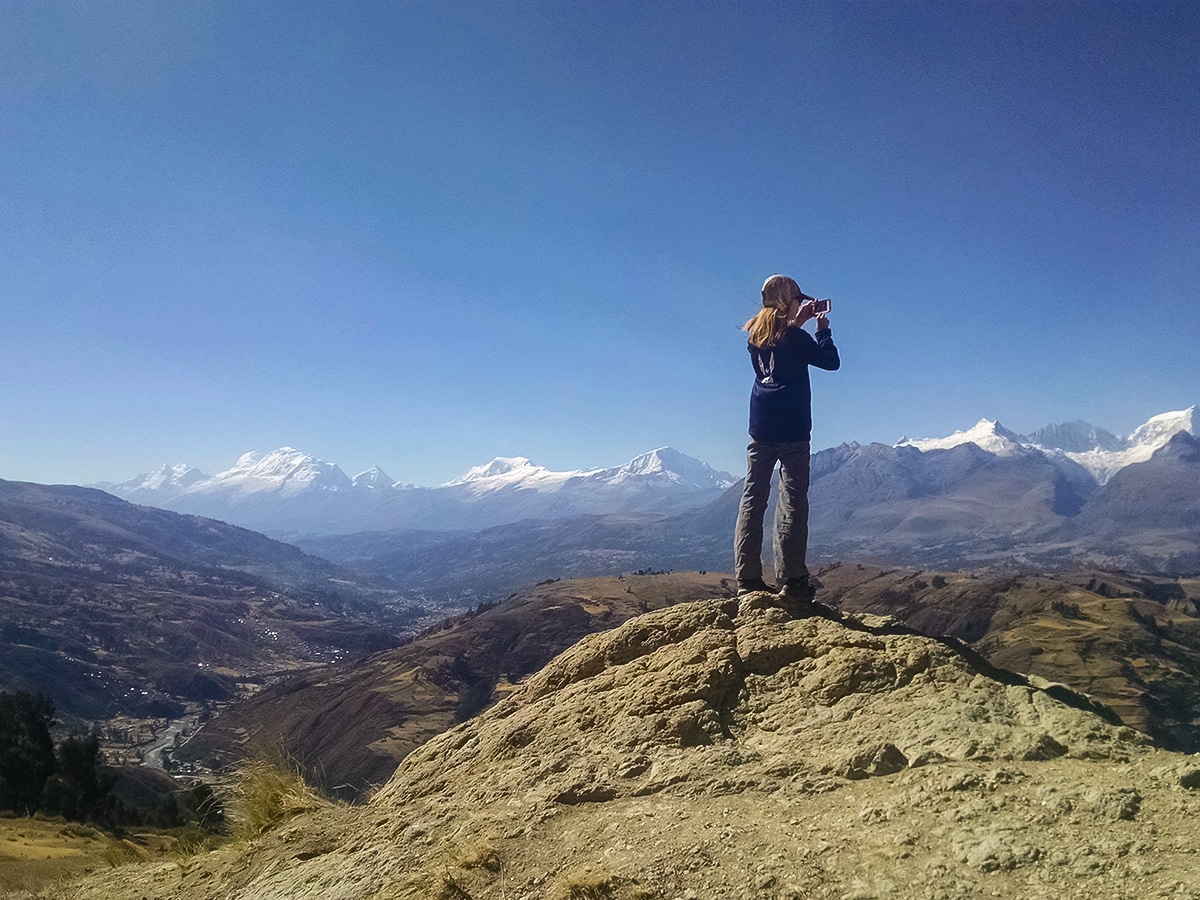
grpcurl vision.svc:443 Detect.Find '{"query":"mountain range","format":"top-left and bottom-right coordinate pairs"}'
top-left (70, 404), bottom-right (1200, 596)
top-left (288, 407), bottom-right (1199, 598)
top-left (97, 408), bottom-right (1194, 538)
top-left (97, 446), bottom-right (736, 537)
top-left (896, 406), bottom-right (1195, 484)
top-left (807, 407), bottom-right (1199, 571)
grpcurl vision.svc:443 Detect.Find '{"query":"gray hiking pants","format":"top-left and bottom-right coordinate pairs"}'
top-left (733, 439), bottom-right (811, 584)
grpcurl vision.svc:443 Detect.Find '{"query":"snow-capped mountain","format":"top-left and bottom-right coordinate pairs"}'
top-left (1035, 408), bottom-right (1195, 484)
top-left (303, 416), bottom-right (1200, 594)
top-left (184, 448), bottom-right (354, 497)
top-left (667, 405), bottom-right (1200, 576)
top-left (102, 446), bottom-right (735, 537)
top-left (94, 406), bottom-right (1193, 556)
top-left (445, 457), bottom-right (564, 493)
top-left (98, 463), bottom-right (212, 502)
top-left (444, 448), bottom-right (736, 496)
top-left (896, 419), bottom-right (1028, 457)
top-left (1024, 421), bottom-right (1125, 454)
top-left (591, 447), bottom-right (735, 490)
top-left (1129, 408), bottom-right (1196, 447)
top-left (433, 447), bottom-right (735, 523)
top-left (353, 466), bottom-right (409, 491)
top-left (897, 407), bottom-right (1196, 484)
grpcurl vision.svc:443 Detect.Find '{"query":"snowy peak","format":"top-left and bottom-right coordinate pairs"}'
top-left (1061, 407), bottom-right (1197, 484)
top-left (444, 448), bottom-right (736, 495)
top-left (353, 466), bottom-right (403, 490)
top-left (1127, 407), bottom-right (1195, 450)
top-left (896, 419), bottom-right (1026, 457)
top-left (602, 447), bottom-right (736, 489)
top-left (895, 406), bottom-right (1197, 484)
top-left (446, 457), bottom-right (543, 486)
top-left (100, 463), bottom-right (211, 499)
top-left (116, 465), bottom-right (208, 494)
top-left (140, 463), bottom-right (209, 491)
top-left (1025, 407), bottom-right (1194, 459)
top-left (1024, 421), bottom-right (1125, 454)
top-left (203, 448), bottom-right (353, 495)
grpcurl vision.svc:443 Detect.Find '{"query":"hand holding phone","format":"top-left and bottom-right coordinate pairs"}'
top-left (812, 298), bottom-right (832, 315)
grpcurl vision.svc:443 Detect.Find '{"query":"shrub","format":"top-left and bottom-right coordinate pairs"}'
top-left (1051, 599), bottom-right (1086, 620)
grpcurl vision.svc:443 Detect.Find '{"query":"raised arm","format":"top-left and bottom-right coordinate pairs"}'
top-left (811, 314), bottom-right (840, 371)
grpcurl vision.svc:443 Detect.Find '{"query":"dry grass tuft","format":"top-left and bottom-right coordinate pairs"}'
top-left (170, 823), bottom-right (224, 859)
top-left (551, 869), bottom-right (655, 900)
top-left (226, 757), bottom-right (328, 839)
top-left (454, 840), bottom-right (502, 873)
top-left (99, 840), bottom-right (142, 868)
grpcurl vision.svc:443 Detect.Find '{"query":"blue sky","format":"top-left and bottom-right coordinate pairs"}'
top-left (3, 1), bottom-right (1197, 487)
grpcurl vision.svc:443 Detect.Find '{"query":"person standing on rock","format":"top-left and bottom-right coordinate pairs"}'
top-left (734, 274), bottom-right (840, 599)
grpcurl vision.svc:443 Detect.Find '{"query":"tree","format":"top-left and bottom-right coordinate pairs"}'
top-left (42, 732), bottom-right (115, 823)
top-left (0, 691), bottom-right (56, 815)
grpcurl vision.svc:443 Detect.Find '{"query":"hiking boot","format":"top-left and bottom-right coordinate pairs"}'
top-left (737, 578), bottom-right (774, 596)
top-left (780, 577), bottom-right (817, 602)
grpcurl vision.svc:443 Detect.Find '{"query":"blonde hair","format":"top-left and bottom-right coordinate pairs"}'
top-left (742, 274), bottom-right (800, 347)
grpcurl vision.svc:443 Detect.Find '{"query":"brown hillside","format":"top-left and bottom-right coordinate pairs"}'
top-left (176, 572), bottom-right (735, 797)
top-left (63, 593), bottom-right (1200, 900)
top-left (0, 479), bottom-right (410, 755)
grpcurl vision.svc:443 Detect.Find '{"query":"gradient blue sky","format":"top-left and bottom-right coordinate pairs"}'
top-left (3, 1), bottom-right (1198, 487)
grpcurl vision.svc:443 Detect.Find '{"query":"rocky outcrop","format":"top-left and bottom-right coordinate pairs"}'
top-left (378, 594), bottom-right (1137, 813)
top-left (67, 595), bottom-right (1200, 900)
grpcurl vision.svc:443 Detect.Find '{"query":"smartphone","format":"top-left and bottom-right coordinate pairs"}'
top-left (812, 298), bottom-right (831, 315)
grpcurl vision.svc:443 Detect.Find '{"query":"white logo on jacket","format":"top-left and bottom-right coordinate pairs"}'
top-left (753, 350), bottom-right (776, 384)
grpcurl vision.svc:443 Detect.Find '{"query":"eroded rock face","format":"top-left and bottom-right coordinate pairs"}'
top-left (67, 596), bottom-right (1200, 900)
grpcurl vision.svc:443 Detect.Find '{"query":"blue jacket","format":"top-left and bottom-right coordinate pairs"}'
top-left (748, 326), bottom-right (840, 442)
